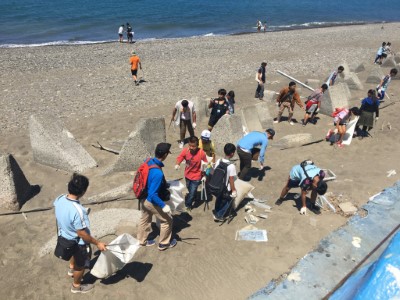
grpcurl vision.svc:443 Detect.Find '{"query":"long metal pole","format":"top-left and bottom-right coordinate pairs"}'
top-left (276, 70), bottom-right (315, 92)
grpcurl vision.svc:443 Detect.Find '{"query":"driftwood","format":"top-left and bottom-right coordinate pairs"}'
top-left (91, 141), bottom-right (120, 155)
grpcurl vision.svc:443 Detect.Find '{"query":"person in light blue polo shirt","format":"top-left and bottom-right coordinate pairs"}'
top-left (54, 173), bottom-right (106, 294)
top-left (276, 161), bottom-right (328, 215)
top-left (236, 128), bottom-right (275, 181)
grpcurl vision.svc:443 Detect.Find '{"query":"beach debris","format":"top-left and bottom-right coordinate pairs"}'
top-left (244, 214), bottom-right (259, 224)
top-left (257, 214), bottom-right (268, 219)
top-left (387, 122), bottom-right (392, 130)
top-left (91, 141), bottom-right (120, 155)
top-left (250, 200), bottom-right (271, 212)
top-left (287, 272), bottom-right (302, 282)
top-left (316, 195), bottom-right (336, 213)
top-left (321, 169), bottom-right (337, 181)
top-left (339, 202), bottom-right (358, 215)
top-left (244, 205), bottom-right (255, 213)
top-left (387, 169), bottom-right (396, 177)
top-left (276, 70), bottom-right (314, 91)
top-left (352, 236), bottom-right (362, 248)
top-left (235, 226), bottom-right (268, 242)
top-left (369, 192), bottom-right (382, 201)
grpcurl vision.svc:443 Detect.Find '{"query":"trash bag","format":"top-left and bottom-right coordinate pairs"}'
top-left (166, 180), bottom-right (185, 212)
top-left (91, 233), bottom-right (140, 279)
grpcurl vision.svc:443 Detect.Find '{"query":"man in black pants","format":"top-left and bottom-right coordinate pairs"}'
top-left (255, 62), bottom-right (267, 100)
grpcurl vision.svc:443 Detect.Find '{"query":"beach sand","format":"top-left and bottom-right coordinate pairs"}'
top-left (0, 23), bottom-right (399, 299)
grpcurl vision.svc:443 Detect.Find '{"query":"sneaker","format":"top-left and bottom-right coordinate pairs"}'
top-left (289, 121), bottom-right (294, 126)
top-left (179, 142), bottom-right (184, 149)
top-left (158, 238), bottom-right (177, 251)
top-left (213, 214), bottom-right (225, 222)
top-left (183, 206), bottom-right (191, 213)
top-left (275, 198), bottom-right (284, 206)
top-left (140, 239), bottom-right (156, 247)
top-left (71, 283), bottom-right (94, 294)
top-left (67, 268), bottom-right (74, 277)
top-left (273, 120), bottom-right (279, 124)
top-left (311, 204), bottom-right (321, 215)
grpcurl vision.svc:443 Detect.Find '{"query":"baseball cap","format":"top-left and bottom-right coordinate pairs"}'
top-left (201, 130), bottom-right (211, 141)
top-left (155, 143), bottom-right (171, 157)
top-left (131, 50), bottom-right (136, 56)
top-left (266, 128), bottom-right (275, 139)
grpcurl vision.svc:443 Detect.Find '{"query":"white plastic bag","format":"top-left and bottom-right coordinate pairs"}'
top-left (91, 233), bottom-right (140, 279)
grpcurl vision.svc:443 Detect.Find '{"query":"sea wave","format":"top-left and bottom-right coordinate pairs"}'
top-left (0, 39), bottom-right (114, 48)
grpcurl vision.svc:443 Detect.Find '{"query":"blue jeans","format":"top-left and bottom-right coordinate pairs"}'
top-left (185, 178), bottom-right (201, 208)
top-left (214, 193), bottom-right (233, 219)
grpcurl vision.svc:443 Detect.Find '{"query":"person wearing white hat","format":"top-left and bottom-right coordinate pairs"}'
top-left (199, 129), bottom-right (215, 163)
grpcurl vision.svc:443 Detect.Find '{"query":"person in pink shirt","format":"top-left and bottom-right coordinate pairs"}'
top-left (326, 107), bottom-right (359, 148)
top-left (175, 136), bottom-right (207, 212)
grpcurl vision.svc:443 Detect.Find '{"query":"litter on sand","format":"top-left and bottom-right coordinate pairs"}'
top-left (257, 214), bottom-right (268, 219)
top-left (244, 214), bottom-right (259, 224)
top-left (387, 169), bottom-right (396, 177)
top-left (235, 228), bottom-right (268, 242)
top-left (250, 200), bottom-right (271, 211)
top-left (321, 169), bottom-right (337, 181)
top-left (316, 195), bottom-right (336, 213)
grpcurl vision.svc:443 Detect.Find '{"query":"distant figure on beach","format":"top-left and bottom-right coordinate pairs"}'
top-left (376, 68), bottom-right (398, 101)
top-left (126, 23), bottom-right (133, 43)
top-left (54, 173), bottom-right (107, 294)
top-left (274, 81), bottom-right (304, 125)
top-left (356, 89), bottom-right (380, 135)
top-left (263, 21), bottom-right (267, 33)
top-left (374, 42), bottom-right (386, 64)
top-left (208, 89), bottom-right (230, 131)
top-left (118, 24), bottom-right (124, 43)
top-left (255, 62), bottom-right (267, 100)
top-left (129, 50), bottom-right (142, 85)
top-left (326, 107), bottom-right (360, 148)
top-left (171, 99), bottom-right (196, 148)
top-left (328, 65), bottom-right (344, 86)
top-left (275, 160), bottom-right (328, 216)
top-left (226, 90), bottom-right (235, 114)
top-left (257, 20), bottom-right (262, 32)
top-left (302, 84), bottom-right (328, 126)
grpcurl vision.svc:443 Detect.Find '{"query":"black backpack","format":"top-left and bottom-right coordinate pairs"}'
top-left (207, 161), bottom-right (229, 197)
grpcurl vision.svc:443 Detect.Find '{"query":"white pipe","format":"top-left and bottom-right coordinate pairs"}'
top-left (276, 70), bottom-right (315, 91)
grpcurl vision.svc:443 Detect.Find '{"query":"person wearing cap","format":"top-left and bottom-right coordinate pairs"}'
top-left (137, 142), bottom-right (177, 251)
top-left (236, 129), bottom-right (275, 181)
top-left (171, 99), bottom-right (197, 148)
top-left (129, 50), bottom-right (142, 85)
top-left (275, 161), bottom-right (328, 216)
top-left (255, 62), bottom-right (267, 100)
top-left (199, 129), bottom-right (216, 163)
top-left (175, 136), bottom-right (208, 212)
top-left (274, 81), bottom-right (304, 125)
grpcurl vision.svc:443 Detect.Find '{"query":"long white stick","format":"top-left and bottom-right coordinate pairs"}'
top-left (276, 70), bottom-right (315, 91)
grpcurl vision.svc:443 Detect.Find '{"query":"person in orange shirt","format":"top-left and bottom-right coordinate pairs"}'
top-left (129, 50), bottom-right (142, 85)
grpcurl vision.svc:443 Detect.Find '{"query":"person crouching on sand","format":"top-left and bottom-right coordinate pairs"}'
top-left (326, 107), bottom-right (360, 148)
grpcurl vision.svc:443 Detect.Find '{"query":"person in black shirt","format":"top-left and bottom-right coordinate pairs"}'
top-left (208, 89), bottom-right (230, 131)
top-left (255, 62), bottom-right (267, 100)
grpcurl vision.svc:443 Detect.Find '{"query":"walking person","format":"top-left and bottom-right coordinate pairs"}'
top-left (255, 62), bottom-right (267, 100)
top-left (137, 143), bottom-right (177, 251)
top-left (357, 89), bottom-right (380, 135)
top-left (54, 173), bottom-right (107, 294)
top-left (171, 99), bottom-right (197, 148)
top-left (129, 50), bottom-right (142, 85)
top-left (374, 42), bottom-right (386, 64)
top-left (302, 84), bottom-right (328, 126)
top-left (376, 68), bottom-right (398, 101)
top-left (274, 81), bottom-right (304, 125)
top-left (175, 136), bottom-right (207, 212)
top-left (118, 24), bottom-right (124, 42)
top-left (208, 89), bottom-right (230, 131)
top-left (236, 129), bottom-right (275, 181)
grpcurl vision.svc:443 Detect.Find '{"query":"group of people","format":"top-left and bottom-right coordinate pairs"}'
top-left (118, 23), bottom-right (134, 43)
top-left (256, 20), bottom-right (267, 33)
top-left (374, 41), bottom-right (394, 65)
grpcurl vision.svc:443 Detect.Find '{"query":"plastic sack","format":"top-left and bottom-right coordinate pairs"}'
top-left (166, 180), bottom-right (185, 212)
top-left (232, 179), bottom-right (255, 209)
top-left (91, 233), bottom-right (140, 279)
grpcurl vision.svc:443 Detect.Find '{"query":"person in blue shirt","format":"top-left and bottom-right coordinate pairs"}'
top-left (137, 142), bottom-right (178, 251)
top-left (276, 161), bottom-right (327, 215)
top-left (236, 128), bottom-right (275, 181)
top-left (54, 173), bottom-right (107, 294)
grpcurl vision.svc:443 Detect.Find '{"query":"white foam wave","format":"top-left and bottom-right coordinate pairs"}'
top-left (0, 39), bottom-right (113, 48)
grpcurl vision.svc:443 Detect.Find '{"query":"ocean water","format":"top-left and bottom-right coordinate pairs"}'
top-left (0, 0), bottom-right (399, 47)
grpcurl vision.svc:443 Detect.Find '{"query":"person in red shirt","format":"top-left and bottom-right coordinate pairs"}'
top-left (175, 136), bottom-right (207, 212)
top-left (129, 50), bottom-right (142, 85)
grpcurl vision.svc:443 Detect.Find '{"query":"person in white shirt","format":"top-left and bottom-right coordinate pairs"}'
top-left (118, 25), bottom-right (124, 43)
top-left (171, 99), bottom-right (197, 148)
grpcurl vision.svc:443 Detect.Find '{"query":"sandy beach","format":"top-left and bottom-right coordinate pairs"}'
top-left (1, 22), bottom-right (400, 299)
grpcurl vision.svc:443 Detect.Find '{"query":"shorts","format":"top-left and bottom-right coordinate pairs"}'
top-left (382, 53), bottom-right (388, 58)
top-left (334, 122), bottom-right (346, 126)
top-left (288, 179), bottom-right (300, 188)
top-left (131, 69), bottom-right (138, 76)
top-left (119, 34), bottom-right (123, 37)
top-left (208, 115), bottom-right (222, 128)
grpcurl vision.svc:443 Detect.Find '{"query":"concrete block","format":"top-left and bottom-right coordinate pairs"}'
top-left (241, 105), bottom-right (263, 132)
top-left (339, 201), bottom-right (358, 214)
top-left (0, 152), bottom-right (37, 211)
top-left (263, 90), bottom-right (279, 102)
top-left (255, 102), bottom-right (275, 129)
top-left (105, 117), bottom-right (166, 173)
top-left (349, 62), bottom-right (365, 73)
top-left (29, 114), bottom-right (97, 173)
top-left (212, 114), bottom-right (244, 155)
top-left (394, 55), bottom-right (400, 64)
top-left (39, 208), bottom-right (141, 257)
top-left (320, 83), bottom-right (351, 116)
top-left (382, 57), bottom-right (396, 68)
top-left (366, 66), bottom-right (384, 84)
top-left (273, 133), bottom-right (313, 149)
top-left (191, 97), bottom-right (210, 122)
top-left (305, 79), bottom-right (321, 89)
top-left (343, 72), bottom-right (364, 90)
top-left (86, 182), bottom-right (132, 203)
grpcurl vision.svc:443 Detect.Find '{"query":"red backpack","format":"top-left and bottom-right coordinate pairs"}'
top-left (133, 158), bottom-right (160, 209)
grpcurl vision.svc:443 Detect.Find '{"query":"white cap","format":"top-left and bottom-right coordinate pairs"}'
top-left (201, 130), bottom-right (211, 141)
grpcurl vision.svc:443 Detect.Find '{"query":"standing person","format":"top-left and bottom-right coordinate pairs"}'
top-left (129, 50), bottom-right (142, 85)
top-left (137, 143), bottom-right (178, 251)
top-left (54, 173), bottom-right (107, 294)
top-left (255, 62), bottom-right (267, 100)
top-left (212, 143), bottom-right (237, 222)
top-left (226, 90), bottom-right (236, 114)
top-left (374, 42), bottom-right (386, 64)
top-left (236, 129), bottom-right (275, 181)
top-left (175, 136), bottom-right (207, 212)
top-left (171, 99), bottom-right (197, 148)
top-left (274, 81), bottom-right (304, 125)
top-left (118, 24), bottom-right (124, 42)
top-left (275, 161), bottom-right (328, 215)
top-left (257, 20), bottom-right (262, 32)
top-left (357, 89), bottom-right (380, 134)
top-left (263, 21), bottom-right (267, 33)
top-left (326, 107), bottom-right (360, 148)
top-left (302, 84), bottom-right (328, 126)
top-left (328, 65), bottom-right (345, 86)
top-left (208, 89), bottom-right (230, 131)
top-left (199, 129), bottom-right (216, 163)
top-left (376, 68), bottom-right (398, 101)
top-left (126, 23), bottom-right (133, 43)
